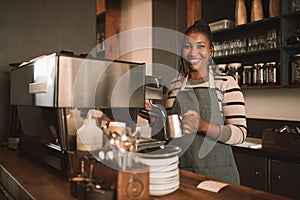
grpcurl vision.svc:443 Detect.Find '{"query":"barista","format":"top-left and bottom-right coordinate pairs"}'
top-left (165, 19), bottom-right (247, 184)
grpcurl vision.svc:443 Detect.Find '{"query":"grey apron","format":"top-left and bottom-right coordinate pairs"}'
top-left (168, 74), bottom-right (240, 184)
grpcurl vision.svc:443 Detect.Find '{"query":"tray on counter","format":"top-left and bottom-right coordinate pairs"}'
top-left (262, 128), bottom-right (300, 153)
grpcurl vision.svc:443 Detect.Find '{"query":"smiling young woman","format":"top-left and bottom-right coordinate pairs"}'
top-left (165, 19), bottom-right (247, 184)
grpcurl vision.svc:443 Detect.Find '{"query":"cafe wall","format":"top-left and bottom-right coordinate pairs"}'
top-left (120, 0), bottom-right (153, 75)
top-left (0, 0), bottom-right (96, 143)
top-left (244, 88), bottom-right (300, 121)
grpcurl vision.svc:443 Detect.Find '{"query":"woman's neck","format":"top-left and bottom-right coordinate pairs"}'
top-left (188, 69), bottom-right (209, 80)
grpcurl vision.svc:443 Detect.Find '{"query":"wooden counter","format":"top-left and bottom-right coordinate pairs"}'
top-left (0, 146), bottom-right (291, 200)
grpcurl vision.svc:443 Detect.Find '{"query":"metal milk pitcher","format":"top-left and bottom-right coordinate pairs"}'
top-left (166, 114), bottom-right (184, 139)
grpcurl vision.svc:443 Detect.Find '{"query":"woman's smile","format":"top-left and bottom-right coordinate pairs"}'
top-left (187, 56), bottom-right (201, 66)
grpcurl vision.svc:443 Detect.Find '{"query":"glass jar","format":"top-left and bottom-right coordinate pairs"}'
top-left (252, 64), bottom-right (258, 84)
top-left (266, 62), bottom-right (277, 85)
top-left (242, 65), bottom-right (252, 86)
top-left (291, 54), bottom-right (300, 85)
top-left (292, 0), bottom-right (300, 12)
top-left (256, 63), bottom-right (265, 85)
top-left (216, 64), bottom-right (227, 73)
top-left (228, 63), bottom-right (242, 85)
top-left (263, 63), bottom-right (269, 85)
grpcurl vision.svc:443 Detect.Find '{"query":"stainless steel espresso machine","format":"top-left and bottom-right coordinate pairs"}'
top-left (10, 52), bottom-right (146, 173)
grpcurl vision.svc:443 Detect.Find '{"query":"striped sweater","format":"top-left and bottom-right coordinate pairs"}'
top-left (165, 73), bottom-right (247, 145)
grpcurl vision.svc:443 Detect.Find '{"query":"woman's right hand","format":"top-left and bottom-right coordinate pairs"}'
top-left (181, 110), bottom-right (201, 134)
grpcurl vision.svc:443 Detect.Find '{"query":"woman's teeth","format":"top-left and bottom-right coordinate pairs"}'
top-left (189, 58), bottom-right (200, 65)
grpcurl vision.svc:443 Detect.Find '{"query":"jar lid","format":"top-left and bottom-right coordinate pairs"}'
top-left (257, 63), bottom-right (264, 67)
top-left (294, 54), bottom-right (300, 57)
top-left (228, 63), bottom-right (242, 68)
top-left (243, 65), bottom-right (252, 68)
top-left (266, 61), bottom-right (276, 65)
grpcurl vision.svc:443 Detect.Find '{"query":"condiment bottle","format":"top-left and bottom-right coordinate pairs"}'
top-left (251, 0), bottom-right (264, 22)
top-left (76, 109), bottom-right (103, 153)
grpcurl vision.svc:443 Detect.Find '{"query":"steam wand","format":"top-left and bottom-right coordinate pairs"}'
top-left (149, 100), bottom-right (168, 140)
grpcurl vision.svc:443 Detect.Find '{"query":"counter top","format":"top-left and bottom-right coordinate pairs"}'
top-left (0, 146), bottom-right (291, 200)
top-left (233, 137), bottom-right (300, 164)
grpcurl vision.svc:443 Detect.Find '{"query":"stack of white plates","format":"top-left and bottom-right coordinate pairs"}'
top-left (137, 145), bottom-right (181, 196)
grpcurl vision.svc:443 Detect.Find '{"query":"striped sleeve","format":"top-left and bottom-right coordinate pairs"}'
top-left (218, 75), bottom-right (247, 145)
top-left (165, 78), bottom-right (183, 110)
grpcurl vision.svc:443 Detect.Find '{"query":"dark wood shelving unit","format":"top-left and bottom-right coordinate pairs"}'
top-left (205, 0), bottom-right (300, 89)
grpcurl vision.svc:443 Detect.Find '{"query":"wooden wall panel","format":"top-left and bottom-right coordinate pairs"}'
top-left (105, 0), bottom-right (120, 60)
top-left (186, 0), bottom-right (202, 27)
top-left (96, 0), bottom-right (105, 15)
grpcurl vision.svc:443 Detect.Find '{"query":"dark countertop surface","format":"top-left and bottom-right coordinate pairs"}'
top-left (233, 137), bottom-right (300, 164)
top-left (0, 146), bottom-right (292, 200)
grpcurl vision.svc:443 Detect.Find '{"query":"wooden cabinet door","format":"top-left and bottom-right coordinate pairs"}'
top-left (271, 159), bottom-right (300, 200)
top-left (234, 153), bottom-right (268, 191)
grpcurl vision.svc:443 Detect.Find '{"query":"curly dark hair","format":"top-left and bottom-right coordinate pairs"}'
top-left (178, 19), bottom-right (214, 75)
top-left (184, 19), bottom-right (213, 46)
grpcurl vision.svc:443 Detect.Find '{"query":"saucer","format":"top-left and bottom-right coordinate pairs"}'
top-left (150, 179), bottom-right (179, 191)
top-left (150, 185), bottom-right (179, 196)
top-left (150, 161), bottom-right (179, 172)
top-left (150, 168), bottom-right (179, 179)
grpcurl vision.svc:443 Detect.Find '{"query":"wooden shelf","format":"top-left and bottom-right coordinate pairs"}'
top-left (240, 85), bottom-right (300, 89)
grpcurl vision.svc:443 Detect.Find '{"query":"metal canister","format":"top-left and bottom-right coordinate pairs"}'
top-left (291, 54), bottom-right (300, 85)
top-left (266, 61), bottom-right (277, 85)
top-left (242, 65), bottom-right (252, 85)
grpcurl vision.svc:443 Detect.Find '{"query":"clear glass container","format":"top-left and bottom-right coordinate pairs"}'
top-left (291, 54), bottom-right (300, 85)
top-left (256, 63), bottom-right (265, 85)
top-left (266, 62), bottom-right (277, 85)
top-left (242, 65), bottom-right (253, 86)
top-left (228, 63), bottom-right (242, 85)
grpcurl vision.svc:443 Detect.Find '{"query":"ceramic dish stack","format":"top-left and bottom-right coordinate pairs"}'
top-left (137, 145), bottom-right (181, 196)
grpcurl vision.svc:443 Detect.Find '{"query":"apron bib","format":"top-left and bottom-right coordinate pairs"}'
top-left (168, 72), bottom-right (240, 184)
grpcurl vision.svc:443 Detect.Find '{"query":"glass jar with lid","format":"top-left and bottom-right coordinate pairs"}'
top-left (266, 62), bottom-right (277, 85)
top-left (242, 65), bottom-right (252, 86)
top-left (216, 64), bottom-right (227, 73)
top-left (255, 63), bottom-right (265, 85)
top-left (227, 63), bottom-right (242, 85)
top-left (291, 54), bottom-right (300, 85)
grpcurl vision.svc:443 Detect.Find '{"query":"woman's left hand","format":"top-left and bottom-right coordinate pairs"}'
top-left (181, 110), bottom-right (201, 134)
